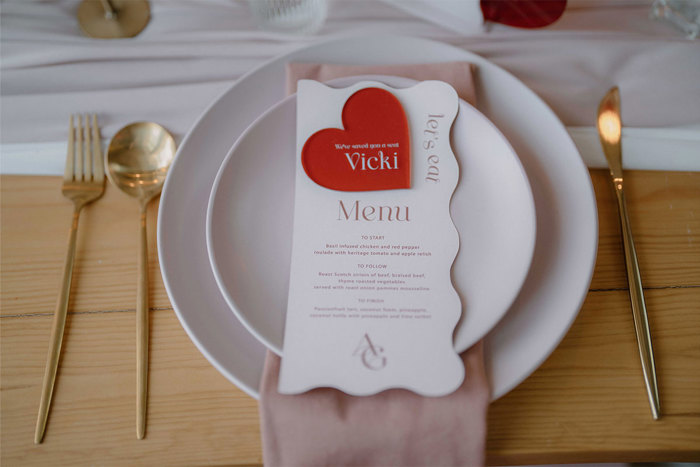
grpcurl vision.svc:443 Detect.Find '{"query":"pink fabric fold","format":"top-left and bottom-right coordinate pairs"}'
top-left (259, 62), bottom-right (489, 467)
top-left (284, 62), bottom-right (477, 107)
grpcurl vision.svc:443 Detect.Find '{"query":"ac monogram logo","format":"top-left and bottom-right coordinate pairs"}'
top-left (353, 333), bottom-right (387, 371)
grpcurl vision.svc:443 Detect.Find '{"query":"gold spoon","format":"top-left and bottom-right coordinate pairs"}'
top-left (106, 122), bottom-right (176, 439)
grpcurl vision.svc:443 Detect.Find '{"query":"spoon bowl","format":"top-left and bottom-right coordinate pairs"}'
top-left (107, 122), bottom-right (175, 201)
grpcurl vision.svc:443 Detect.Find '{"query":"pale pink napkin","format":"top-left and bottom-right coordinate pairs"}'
top-left (259, 62), bottom-right (489, 467)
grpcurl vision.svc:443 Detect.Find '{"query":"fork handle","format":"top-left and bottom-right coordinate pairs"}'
top-left (136, 202), bottom-right (149, 440)
top-left (35, 205), bottom-right (82, 444)
top-left (614, 186), bottom-right (661, 420)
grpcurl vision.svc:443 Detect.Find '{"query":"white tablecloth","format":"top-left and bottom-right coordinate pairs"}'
top-left (1, 0), bottom-right (699, 173)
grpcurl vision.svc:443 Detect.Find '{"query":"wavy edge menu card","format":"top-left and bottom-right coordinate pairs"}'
top-left (279, 80), bottom-right (464, 396)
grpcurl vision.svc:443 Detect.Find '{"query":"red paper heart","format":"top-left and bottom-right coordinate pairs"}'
top-left (481, 0), bottom-right (566, 29)
top-left (302, 87), bottom-right (411, 191)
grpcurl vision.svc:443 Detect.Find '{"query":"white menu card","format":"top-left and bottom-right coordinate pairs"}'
top-left (279, 80), bottom-right (464, 396)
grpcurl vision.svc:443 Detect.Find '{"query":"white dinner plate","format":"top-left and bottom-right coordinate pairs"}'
top-left (206, 77), bottom-right (536, 356)
top-left (158, 35), bottom-right (598, 400)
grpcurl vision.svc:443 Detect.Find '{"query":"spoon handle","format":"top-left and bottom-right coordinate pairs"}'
top-left (136, 203), bottom-right (149, 439)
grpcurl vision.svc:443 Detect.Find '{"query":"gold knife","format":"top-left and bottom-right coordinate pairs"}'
top-left (597, 86), bottom-right (661, 420)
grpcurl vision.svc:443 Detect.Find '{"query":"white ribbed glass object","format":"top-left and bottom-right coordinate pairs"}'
top-left (248, 0), bottom-right (328, 34)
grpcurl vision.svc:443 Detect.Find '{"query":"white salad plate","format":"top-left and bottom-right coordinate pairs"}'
top-left (158, 35), bottom-right (598, 400)
top-left (206, 76), bottom-right (537, 356)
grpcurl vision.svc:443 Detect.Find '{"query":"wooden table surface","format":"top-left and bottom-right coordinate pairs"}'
top-left (2, 170), bottom-right (699, 465)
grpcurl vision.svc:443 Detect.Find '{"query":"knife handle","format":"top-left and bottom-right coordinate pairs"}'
top-left (614, 185), bottom-right (661, 420)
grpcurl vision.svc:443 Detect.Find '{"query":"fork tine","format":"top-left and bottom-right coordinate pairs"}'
top-left (76, 115), bottom-right (83, 181)
top-left (64, 115), bottom-right (75, 182)
top-left (84, 114), bottom-right (93, 181)
top-left (91, 114), bottom-right (105, 182)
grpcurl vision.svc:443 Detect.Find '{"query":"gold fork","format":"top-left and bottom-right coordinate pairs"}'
top-left (35, 114), bottom-right (105, 444)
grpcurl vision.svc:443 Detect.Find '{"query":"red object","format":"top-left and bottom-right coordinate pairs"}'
top-left (302, 87), bottom-right (411, 192)
top-left (481, 0), bottom-right (567, 28)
